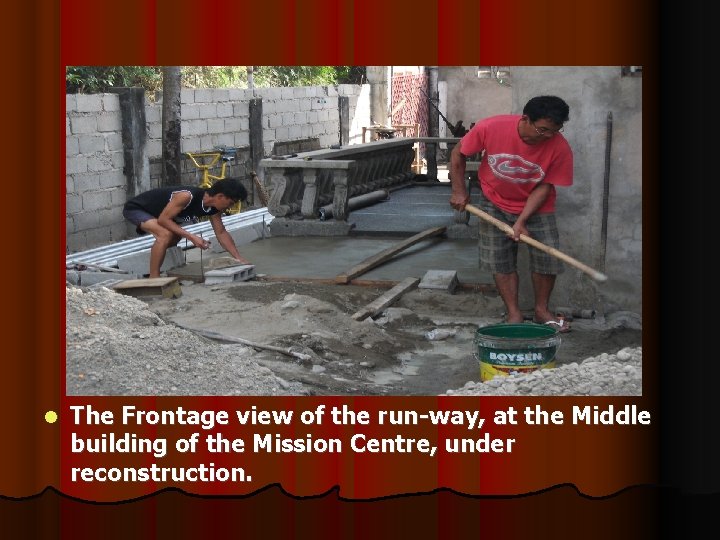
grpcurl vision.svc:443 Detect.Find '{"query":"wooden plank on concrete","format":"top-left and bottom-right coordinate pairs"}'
top-left (255, 275), bottom-right (497, 293)
top-left (351, 277), bottom-right (420, 321)
top-left (112, 277), bottom-right (182, 299)
top-left (335, 226), bottom-right (446, 284)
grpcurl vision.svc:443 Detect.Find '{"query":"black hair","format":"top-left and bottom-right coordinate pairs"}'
top-left (207, 177), bottom-right (247, 202)
top-left (523, 96), bottom-right (570, 125)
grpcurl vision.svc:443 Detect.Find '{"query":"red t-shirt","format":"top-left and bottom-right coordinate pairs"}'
top-left (460, 114), bottom-right (573, 214)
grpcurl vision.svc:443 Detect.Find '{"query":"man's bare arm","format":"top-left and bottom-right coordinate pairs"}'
top-left (449, 140), bottom-right (470, 210)
top-left (510, 183), bottom-right (553, 240)
top-left (209, 213), bottom-right (250, 263)
top-left (157, 193), bottom-right (210, 249)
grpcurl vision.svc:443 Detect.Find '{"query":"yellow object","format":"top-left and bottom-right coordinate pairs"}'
top-left (480, 359), bottom-right (556, 382)
top-left (185, 148), bottom-right (241, 215)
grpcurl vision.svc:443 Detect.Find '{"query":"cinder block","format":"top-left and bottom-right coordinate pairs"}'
top-left (216, 103), bottom-right (232, 118)
top-left (70, 116), bottom-right (97, 135)
top-left (180, 88), bottom-right (195, 104)
top-left (194, 89), bottom-right (213, 103)
top-left (76, 94), bottom-right (103, 113)
top-left (79, 135), bottom-right (105, 154)
top-left (418, 270), bottom-right (459, 293)
top-left (203, 265), bottom-right (256, 285)
top-left (116, 246), bottom-right (184, 275)
top-left (66, 155), bottom-right (88, 174)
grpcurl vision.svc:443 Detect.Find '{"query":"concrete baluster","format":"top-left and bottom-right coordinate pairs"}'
top-left (332, 170), bottom-right (350, 221)
top-left (301, 168), bottom-right (319, 218)
top-left (267, 169), bottom-right (290, 217)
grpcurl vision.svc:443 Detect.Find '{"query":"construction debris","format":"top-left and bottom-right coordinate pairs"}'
top-left (351, 277), bottom-right (420, 321)
top-left (419, 270), bottom-right (459, 293)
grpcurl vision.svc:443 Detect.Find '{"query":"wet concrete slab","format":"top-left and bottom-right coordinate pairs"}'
top-left (171, 183), bottom-right (494, 285)
top-left (175, 235), bottom-right (494, 285)
top-left (346, 183), bottom-right (482, 234)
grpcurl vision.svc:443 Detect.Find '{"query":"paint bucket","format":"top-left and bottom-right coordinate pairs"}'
top-left (473, 323), bottom-right (562, 381)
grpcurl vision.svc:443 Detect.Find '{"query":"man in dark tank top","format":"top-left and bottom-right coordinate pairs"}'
top-left (123, 178), bottom-right (251, 277)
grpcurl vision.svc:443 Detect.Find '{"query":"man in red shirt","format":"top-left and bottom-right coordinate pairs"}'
top-left (450, 96), bottom-right (573, 332)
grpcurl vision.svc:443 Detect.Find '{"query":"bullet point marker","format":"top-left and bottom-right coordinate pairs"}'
top-left (45, 411), bottom-right (58, 423)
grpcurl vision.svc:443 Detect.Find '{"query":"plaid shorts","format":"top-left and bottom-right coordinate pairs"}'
top-left (477, 191), bottom-right (564, 275)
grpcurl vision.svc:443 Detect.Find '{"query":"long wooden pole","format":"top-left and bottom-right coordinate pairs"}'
top-left (464, 204), bottom-right (608, 282)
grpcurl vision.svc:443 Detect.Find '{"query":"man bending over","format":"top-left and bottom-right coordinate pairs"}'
top-left (123, 178), bottom-right (251, 277)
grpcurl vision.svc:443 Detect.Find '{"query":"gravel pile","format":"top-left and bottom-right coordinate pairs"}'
top-left (66, 285), bottom-right (305, 396)
top-left (444, 347), bottom-right (642, 396)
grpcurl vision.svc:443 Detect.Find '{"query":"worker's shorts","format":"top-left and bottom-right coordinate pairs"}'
top-left (123, 207), bottom-right (197, 235)
top-left (122, 207), bottom-right (155, 235)
top-left (476, 190), bottom-right (564, 275)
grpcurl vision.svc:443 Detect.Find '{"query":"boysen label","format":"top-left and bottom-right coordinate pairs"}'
top-left (488, 351), bottom-right (545, 365)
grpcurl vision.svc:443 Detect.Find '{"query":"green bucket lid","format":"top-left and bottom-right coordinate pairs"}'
top-left (476, 322), bottom-right (558, 339)
top-left (474, 323), bottom-right (562, 350)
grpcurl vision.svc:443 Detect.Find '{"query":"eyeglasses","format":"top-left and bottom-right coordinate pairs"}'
top-left (531, 121), bottom-right (564, 137)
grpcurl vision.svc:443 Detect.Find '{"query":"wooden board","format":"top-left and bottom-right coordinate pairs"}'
top-left (111, 277), bottom-right (182, 299)
top-left (351, 277), bottom-right (421, 321)
top-left (335, 226), bottom-right (446, 284)
top-left (255, 275), bottom-right (496, 293)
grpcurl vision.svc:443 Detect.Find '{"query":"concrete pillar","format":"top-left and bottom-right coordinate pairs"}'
top-left (161, 67), bottom-right (182, 186)
top-left (366, 66), bottom-right (390, 126)
top-left (249, 97), bottom-right (264, 206)
top-left (338, 95), bottom-right (349, 146)
top-left (426, 66), bottom-right (439, 180)
top-left (249, 98), bottom-right (263, 172)
top-left (110, 87), bottom-right (149, 197)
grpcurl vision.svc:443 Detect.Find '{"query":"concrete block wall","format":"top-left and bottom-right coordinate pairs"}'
top-left (175, 88), bottom-right (253, 153)
top-left (66, 93), bottom-right (129, 253)
top-left (254, 85), bottom-right (340, 156)
top-left (146, 90), bottom-right (253, 190)
top-left (66, 84), bottom-right (373, 253)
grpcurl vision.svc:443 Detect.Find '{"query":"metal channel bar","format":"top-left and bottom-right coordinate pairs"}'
top-left (66, 208), bottom-right (273, 267)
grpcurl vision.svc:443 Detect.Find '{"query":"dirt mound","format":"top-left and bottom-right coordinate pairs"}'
top-left (66, 285), bottom-right (305, 396)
